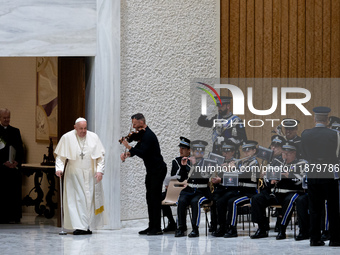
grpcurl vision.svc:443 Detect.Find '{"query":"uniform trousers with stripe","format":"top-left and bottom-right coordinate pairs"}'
top-left (177, 187), bottom-right (209, 230)
top-left (226, 188), bottom-right (256, 227)
top-left (251, 189), bottom-right (299, 229)
top-left (211, 187), bottom-right (238, 228)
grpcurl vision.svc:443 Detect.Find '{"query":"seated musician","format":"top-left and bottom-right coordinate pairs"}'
top-left (251, 141), bottom-right (305, 240)
top-left (210, 141), bottom-right (238, 236)
top-left (223, 140), bottom-right (260, 238)
top-left (175, 140), bottom-right (210, 238)
top-left (162, 136), bottom-right (191, 232)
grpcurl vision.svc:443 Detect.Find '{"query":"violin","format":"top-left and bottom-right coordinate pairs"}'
top-left (119, 129), bottom-right (146, 144)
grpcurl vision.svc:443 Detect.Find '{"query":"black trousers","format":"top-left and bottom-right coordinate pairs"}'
top-left (210, 188), bottom-right (238, 228)
top-left (145, 167), bottom-right (166, 231)
top-left (0, 166), bottom-right (22, 223)
top-left (226, 192), bottom-right (254, 227)
top-left (295, 193), bottom-right (309, 235)
top-left (251, 190), bottom-right (298, 229)
top-left (308, 180), bottom-right (340, 242)
top-left (177, 187), bottom-right (209, 229)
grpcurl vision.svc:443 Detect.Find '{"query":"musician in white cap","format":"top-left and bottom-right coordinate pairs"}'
top-left (55, 117), bottom-right (106, 235)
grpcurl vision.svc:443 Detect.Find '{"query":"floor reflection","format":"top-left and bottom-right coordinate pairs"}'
top-left (0, 213), bottom-right (339, 255)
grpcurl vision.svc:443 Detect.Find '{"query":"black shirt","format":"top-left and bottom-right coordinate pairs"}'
top-left (129, 126), bottom-right (166, 173)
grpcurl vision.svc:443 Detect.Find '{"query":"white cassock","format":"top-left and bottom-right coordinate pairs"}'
top-left (55, 130), bottom-right (106, 230)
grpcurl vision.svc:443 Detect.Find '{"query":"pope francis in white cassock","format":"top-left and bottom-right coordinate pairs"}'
top-left (55, 117), bottom-right (106, 235)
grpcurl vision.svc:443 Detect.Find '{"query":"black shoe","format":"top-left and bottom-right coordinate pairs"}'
top-left (188, 228), bottom-right (199, 238)
top-left (209, 225), bottom-right (216, 233)
top-left (73, 229), bottom-right (92, 235)
top-left (250, 229), bottom-right (268, 239)
top-left (212, 226), bottom-right (225, 237)
top-left (147, 229), bottom-right (163, 236)
top-left (138, 228), bottom-right (150, 235)
top-left (163, 222), bottom-right (177, 232)
top-left (224, 226), bottom-right (238, 238)
top-left (310, 240), bottom-right (325, 246)
top-left (321, 230), bottom-right (330, 241)
top-left (276, 231), bottom-right (286, 240)
top-left (295, 232), bottom-right (309, 241)
top-left (175, 229), bottom-right (186, 237)
top-left (329, 241), bottom-right (340, 247)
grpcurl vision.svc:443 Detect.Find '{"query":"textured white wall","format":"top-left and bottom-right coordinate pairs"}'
top-left (120, 0), bottom-right (220, 220)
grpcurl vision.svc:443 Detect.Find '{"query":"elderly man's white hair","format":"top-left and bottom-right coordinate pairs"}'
top-left (75, 117), bottom-right (87, 124)
top-left (0, 108), bottom-right (10, 117)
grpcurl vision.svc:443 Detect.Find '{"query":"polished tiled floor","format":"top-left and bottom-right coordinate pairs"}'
top-left (0, 213), bottom-right (339, 255)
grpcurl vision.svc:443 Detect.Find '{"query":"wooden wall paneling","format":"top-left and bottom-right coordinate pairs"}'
top-left (297, 0), bottom-right (306, 78)
top-left (221, 0), bottom-right (230, 78)
top-left (246, 0), bottom-right (255, 78)
top-left (288, 1), bottom-right (298, 123)
top-left (314, 0), bottom-right (323, 78)
top-left (297, 0), bottom-right (307, 127)
top-left (313, 1), bottom-right (323, 112)
top-left (331, 0), bottom-right (340, 115)
top-left (289, 0), bottom-right (298, 78)
top-left (272, 0), bottom-right (282, 143)
top-left (305, 1), bottom-right (315, 129)
top-left (323, 0), bottom-right (331, 78)
top-left (263, 0), bottom-right (273, 146)
top-left (273, 0), bottom-right (281, 78)
top-left (246, 0), bottom-right (255, 140)
top-left (306, 0), bottom-right (315, 77)
top-left (263, 0), bottom-right (273, 78)
top-left (331, 0), bottom-right (340, 78)
top-left (229, 0), bottom-right (240, 78)
top-left (254, 0), bottom-right (264, 145)
top-left (239, 0), bottom-right (247, 78)
top-left (322, 1), bottom-right (331, 112)
top-left (281, 0), bottom-right (289, 78)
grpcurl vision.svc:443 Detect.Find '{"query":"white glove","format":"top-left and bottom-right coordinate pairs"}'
top-left (216, 136), bottom-right (225, 145)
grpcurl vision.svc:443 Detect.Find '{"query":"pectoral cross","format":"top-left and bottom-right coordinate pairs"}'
top-left (80, 152), bottom-right (85, 160)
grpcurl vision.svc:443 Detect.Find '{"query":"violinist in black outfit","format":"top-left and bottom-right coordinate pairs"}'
top-left (120, 113), bottom-right (167, 235)
top-left (0, 108), bottom-right (24, 223)
top-left (301, 107), bottom-right (340, 246)
top-left (175, 140), bottom-right (210, 238)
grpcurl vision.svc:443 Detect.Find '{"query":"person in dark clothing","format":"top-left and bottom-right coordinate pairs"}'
top-left (301, 106), bottom-right (340, 247)
top-left (282, 118), bottom-right (302, 159)
top-left (0, 108), bottom-right (24, 223)
top-left (251, 141), bottom-right (304, 240)
top-left (162, 136), bottom-right (191, 232)
top-left (120, 113), bottom-right (167, 235)
top-left (223, 140), bottom-right (259, 238)
top-left (175, 140), bottom-right (211, 238)
top-left (197, 96), bottom-right (247, 156)
top-left (210, 140), bottom-right (239, 236)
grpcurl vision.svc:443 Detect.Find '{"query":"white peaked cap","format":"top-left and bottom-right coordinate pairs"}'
top-left (75, 117), bottom-right (87, 124)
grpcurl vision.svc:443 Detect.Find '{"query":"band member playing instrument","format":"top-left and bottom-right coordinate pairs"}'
top-left (162, 136), bottom-right (191, 232)
top-left (175, 140), bottom-right (210, 238)
top-left (120, 113), bottom-right (167, 235)
top-left (251, 141), bottom-right (304, 240)
top-left (210, 141), bottom-right (239, 237)
top-left (197, 96), bottom-right (247, 156)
